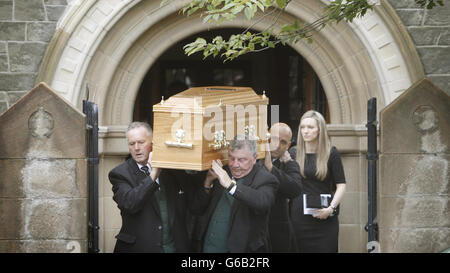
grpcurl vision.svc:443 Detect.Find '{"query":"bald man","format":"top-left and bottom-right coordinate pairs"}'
top-left (264, 123), bottom-right (302, 252)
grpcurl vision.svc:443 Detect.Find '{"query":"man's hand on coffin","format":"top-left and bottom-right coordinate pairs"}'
top-left (204, 168), bottom-right (218, 188)
top-left (263, 142), bottom-right (273, 172)
top-left (205, 159), bottom-right (222, 187)
top-left (211, 159), bottom-right (234, 189)
top-left (150, 167), bottom-right (161, 182)
top-left (147, 151), bottom-right (161, 182)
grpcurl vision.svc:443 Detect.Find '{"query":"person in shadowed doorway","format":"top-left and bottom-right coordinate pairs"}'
top-left (290, 110), bottom-right (346, 253)
top-left (108, 122), bottom-right (194, 252)
top-left (263, 123), bottom-right (302, 252)
top-left (191, 135), bottom-right (279, 253)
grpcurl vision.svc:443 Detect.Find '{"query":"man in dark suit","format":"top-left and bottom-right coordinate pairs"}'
top-left (108, 122), bottom-right (193, 252)
top-left (263, 123), bottom-right (302, 252)
top-left (191, 136), bottom-right (279, 253)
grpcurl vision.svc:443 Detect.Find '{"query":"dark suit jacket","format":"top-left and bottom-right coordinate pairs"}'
top-left (108, 158), bottom-right (193, 253)
top-left (191, 163), bottom-right (279, 253)
top-left (266, 149), bottom-right (302, 252)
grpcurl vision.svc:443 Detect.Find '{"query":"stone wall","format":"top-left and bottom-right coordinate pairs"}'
top-left (0, 0), bottom-right (68, 114)
top-left (379, 79), bottom-right (450, 252)
top-left (0, 82), bottom-right (87, 252)
top-left (387, 0), bottom-right (450, 94)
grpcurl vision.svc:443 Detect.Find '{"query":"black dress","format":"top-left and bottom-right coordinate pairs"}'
top-left (290, 146), bottom-right (346, 253)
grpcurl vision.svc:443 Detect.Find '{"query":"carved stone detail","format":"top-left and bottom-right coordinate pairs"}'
top-left (412, 105), bottom-right (439, 133)
top-left (28, 106), bottom-right (54, 138)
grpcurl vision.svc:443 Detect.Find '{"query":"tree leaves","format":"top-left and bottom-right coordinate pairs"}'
top-left (324, 0), bottom-right (373, 24)
top-left (183, 30), bottom-right (277, 61)
top-left (414, 0), bottom-right (444, 9)
top-left (176, 0), bottom-right (443, 62)
top-left (181, 0), bottom-right (273, 24)
top-left (276, 0), bottom-right (287, 9)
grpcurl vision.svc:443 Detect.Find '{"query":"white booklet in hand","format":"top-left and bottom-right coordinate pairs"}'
top-left (303, 194), bottom-right (332, 216)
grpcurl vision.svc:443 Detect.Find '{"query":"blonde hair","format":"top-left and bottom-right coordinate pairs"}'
top-left (296, 110), bottom-right (331, 181)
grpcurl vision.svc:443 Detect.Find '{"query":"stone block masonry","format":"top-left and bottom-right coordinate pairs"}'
top-left (0, 0), bottom-right (68, 115)
top-left (0, 83), bottom-right (88, 252)
top-left (388, 0), bottom-right (450, 95)
top-left (379, 79), bottom-right (450, 252)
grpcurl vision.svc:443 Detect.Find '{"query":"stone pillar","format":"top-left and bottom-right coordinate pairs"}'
top-left (0, 82), bottom-right (87, 252)
top-left (379, 78), bottom-right (450, 252)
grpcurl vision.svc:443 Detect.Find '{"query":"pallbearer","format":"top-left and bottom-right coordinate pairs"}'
top-left (263, 123), bottom-right (302, 252)
top-left (108, 122), bottom-right (195, 253)
top-left (190, 135), bottom-right (279, 253)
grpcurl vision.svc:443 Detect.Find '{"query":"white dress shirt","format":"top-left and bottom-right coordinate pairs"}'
top-left (136, 162), bottom-right (160, 185)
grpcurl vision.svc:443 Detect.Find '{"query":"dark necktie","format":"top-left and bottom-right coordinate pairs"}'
top-left (140, 166), bottom-right (150, 176)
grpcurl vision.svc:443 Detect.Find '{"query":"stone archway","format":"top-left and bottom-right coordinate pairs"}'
top-left (37, 0), bottom-right (423, 126)
top-left (36, 0), bottom-right (426, 252)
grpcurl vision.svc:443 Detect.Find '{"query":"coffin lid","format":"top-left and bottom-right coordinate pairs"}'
top-left (153, 86), bottom-right (268, 113)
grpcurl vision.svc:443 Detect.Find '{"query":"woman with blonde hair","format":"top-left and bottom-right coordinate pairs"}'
top-left (290, 110), bottom-right (346, 252)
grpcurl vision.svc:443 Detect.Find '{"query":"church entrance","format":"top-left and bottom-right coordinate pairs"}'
top-left (133, 28), bottom-right (329, 139)
top-left (36, 0), bottom-right (425, 252)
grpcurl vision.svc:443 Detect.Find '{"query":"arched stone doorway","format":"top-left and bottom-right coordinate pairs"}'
top-left (38, 0), bottom-right (423, 125)
top-left (36, 0), bottom-right (425, 252)
top-left (133, 27), bottom-right (330, 137)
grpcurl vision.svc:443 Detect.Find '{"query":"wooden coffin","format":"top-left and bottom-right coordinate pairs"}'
top-left (151, 86), bottom-right (269, 171)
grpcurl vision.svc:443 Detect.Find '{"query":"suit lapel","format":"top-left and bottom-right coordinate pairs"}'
top-left (229, 165), bottom-right (259, 224)
top-left (241, 164), bottom-right (258, 187)
top-left (127, 158), bottom-right (145, 187)
top-left (273, 158), bottom-right (281, 169)
top-left (152, 183), bottom-right (161, 220)
top-left (127, 158), bottom-right (161, 218)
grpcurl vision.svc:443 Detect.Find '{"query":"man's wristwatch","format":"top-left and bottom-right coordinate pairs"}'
top-left (330, 205), bottom-right (337, 215)
top-left (227, 179), bottom-right (237, 192)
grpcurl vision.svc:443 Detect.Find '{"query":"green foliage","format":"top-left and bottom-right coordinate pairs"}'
top-left (414, 0), bottom-right (444, 9)
top-left (181, 0), bottom-right (274, 24)
top-left (173, 0), bottom-right (443, 61)
top-left (183, 30), bottom-right (275, 61)
top-left (325, 0), bottom-right (373, 24)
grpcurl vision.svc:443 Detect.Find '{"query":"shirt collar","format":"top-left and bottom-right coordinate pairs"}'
top-left (136, 161), bottom-right (159, 184)
top-left (136, 162), bottom-right (151, 170)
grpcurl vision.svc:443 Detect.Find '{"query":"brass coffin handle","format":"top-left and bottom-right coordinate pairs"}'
top-left (165, 141), bottom-right (193, 149)
top-left (165, 129), bottom-right (193, 149)
top-left (209, 130), bottom-right (229, 150)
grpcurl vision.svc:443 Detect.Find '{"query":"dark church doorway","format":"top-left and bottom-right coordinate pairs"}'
top-left (133, 28), bottom-right (329, 141)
